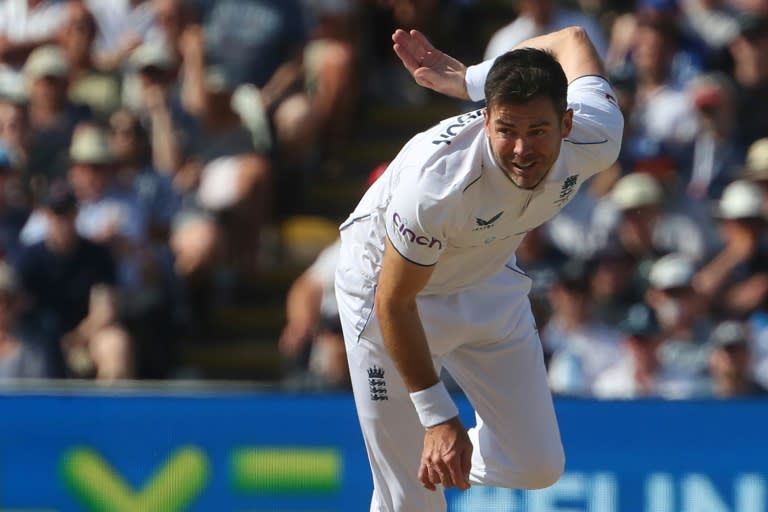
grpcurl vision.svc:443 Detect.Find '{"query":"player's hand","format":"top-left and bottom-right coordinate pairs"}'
top-left (392, 29), bottom-right (469, 100)
top-left (418, 416), bottom-right (472, 491)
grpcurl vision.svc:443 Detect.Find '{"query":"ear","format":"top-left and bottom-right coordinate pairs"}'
top-left (561, 109), bottom-right (574, 138)
top-left (482, 107), bottom-right (490, 136)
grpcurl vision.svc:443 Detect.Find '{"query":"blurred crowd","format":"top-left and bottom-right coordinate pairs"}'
top-left (1, 0), bottom-right (768, 400)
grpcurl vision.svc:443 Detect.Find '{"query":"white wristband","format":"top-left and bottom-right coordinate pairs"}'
top-left (465, 59), bottom-right (496, 102)
top-left (409, 382), bottom-right (459, 428)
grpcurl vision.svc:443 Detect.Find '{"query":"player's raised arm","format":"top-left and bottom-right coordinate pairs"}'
top-left (392, 29), bottom-right (470, 100)
top-left (394, 26), bottom-right (605, 102)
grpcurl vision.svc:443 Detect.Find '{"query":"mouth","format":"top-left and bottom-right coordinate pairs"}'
top-left (511, 161), bottom-right (536, 174)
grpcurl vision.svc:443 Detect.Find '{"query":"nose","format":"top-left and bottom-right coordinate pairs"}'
top-left (513, 136), bottom-right (530, 157)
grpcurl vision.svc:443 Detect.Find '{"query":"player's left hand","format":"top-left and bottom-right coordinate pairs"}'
top-left (418, 416), bottom-right (472, 491)
top-left (392, 29), bottom-right (469, 100)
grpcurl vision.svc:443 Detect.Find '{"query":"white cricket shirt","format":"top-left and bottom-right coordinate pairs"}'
top-left (336, 76), bottom-right (622, 333)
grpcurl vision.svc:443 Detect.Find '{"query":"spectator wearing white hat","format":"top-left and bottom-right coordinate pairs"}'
top-left (646, 252), bottom-right (712, 387)
top-left (592, 172), bottom-right (713, 264)
top-left (693, 180), bottom-right (768, 317)
top-left (740, 137), bottom-right (768, 216)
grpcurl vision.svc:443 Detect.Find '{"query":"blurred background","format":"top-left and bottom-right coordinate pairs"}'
top-left (0, 0), bottom-right (767, 510)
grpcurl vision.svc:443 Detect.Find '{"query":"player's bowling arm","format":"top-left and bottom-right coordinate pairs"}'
top-left (510, 26), bottom-right (605, 82)
top-left (375, 238), bottom-right (441, 393)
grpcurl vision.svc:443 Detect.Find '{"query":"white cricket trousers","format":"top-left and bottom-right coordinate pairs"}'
top-left (336, 271), bottom-right (565, 512)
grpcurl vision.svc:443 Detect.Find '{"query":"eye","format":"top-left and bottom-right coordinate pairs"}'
top-left (530, 129), bottom-right (546, 136)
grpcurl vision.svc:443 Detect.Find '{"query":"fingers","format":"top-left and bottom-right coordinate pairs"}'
top-left (418, 462), bottom-right (436, 491)
top-left (392, 42), bottom-right (421, 75)
top-left (391, 28), bottom-right (433, 74)
top-left (419, 457), bottom-right (471, 491)
top-left (408, 29), bottom-right (435, 52)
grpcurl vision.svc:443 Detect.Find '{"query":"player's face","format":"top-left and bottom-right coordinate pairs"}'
top-left (484, 96), bottom-right (572, 189)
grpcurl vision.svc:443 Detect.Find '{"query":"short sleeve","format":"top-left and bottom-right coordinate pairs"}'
top-left (385, 168), bottom-right (452, 267)
top-left (565, 75), bottom-right (624, 175)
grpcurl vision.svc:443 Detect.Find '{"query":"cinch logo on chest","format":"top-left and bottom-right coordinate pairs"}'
top-left (555, 175), bottom-right (579, 206)
top-left (472, 211), bottom-right (504, 231)
top-left (392, 212), bottom-right (443, 249)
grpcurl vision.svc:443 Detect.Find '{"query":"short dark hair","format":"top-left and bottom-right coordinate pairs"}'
top-left (484, 48), bottom-right (568, 116)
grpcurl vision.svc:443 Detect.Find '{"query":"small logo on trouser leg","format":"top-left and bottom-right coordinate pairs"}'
top-left (367, 366), bottom-right (388, 401)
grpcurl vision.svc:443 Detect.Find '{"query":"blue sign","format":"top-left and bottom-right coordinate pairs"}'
top-left (0, 390), bottom-right (765, 511)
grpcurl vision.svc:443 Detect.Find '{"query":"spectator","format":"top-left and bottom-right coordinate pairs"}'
top-left (279, 237), bottom-right (349, 390)
top-left (727, 11), bottom-right (768, 143)
top-left (543, 260), bottom-right (623, 397)
top-left (588, 246), bottom-right (645, 326)
top-left (123, 40), bottom-right (186, 174)
top-left (107, 108), bottom-right (181, 378)
top-left (0, 260), bottom-right (51, 378)
top-left (685, 72), bottom-right (747, 200)
top-left (22, 44), bottom-right (92, 183)
top-left (592, 171), bottom-right (711, 263)
top-left (515, 225), bottom-right (568, 329)
top-left (593, 301), bottom-right (706, 398)
top-left (610, 9), bottom-right (699, 166)
top-left (740, 136), bottom-right (768, 212)
top-left (707, 320), bottom-right (767, 397)
top-left (483, 0), bottom-right (609, 61)
top-left (0, 0), bottom-right (69, 97)
top-left (59, 3), bottom-right (122, 121)
top-left (173, 48), bottom-right (272, 277)
top-left (693, 180), bottom-right (768, 317)
top-left (645, 252), bottom-right (712, 385)
top-left (15, 183), bottom-right (132, 379)
top-left (85, 0), bottom-right (160, 71)
top-left (0, 96), bottom-right (30, 170)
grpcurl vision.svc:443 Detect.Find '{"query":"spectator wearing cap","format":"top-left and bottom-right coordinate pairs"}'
top-left (20, 124), bottom-right (146, 286)
top-left (0, 0), bottom-right (69, 97)
top-left (646, 252), bottom-right (712, 383)
top-left (22, 44), bottom-right (92, 182)
top-left (14, 182), bottom-right (132, 379)
top-left (58, 3), bottom-right (121, 121)
top-left (592, 172), bottom-right (713, 264)
top-left (541, 259), bottom-right (623, 397)
top-left (740, 137), bottom-right (768, 212)
top-left (693, 180), bottom-right (768, 317)
top-left (706, 320), bottom-right (767, 397)
top-left (123, 40), bottom-right (188, 175)
top-left (593, 301), bottom-right (707, 398)
top-left (0, 260), bottom-right (51, 379)
top-left (686, 72), bottom-right (747, 201)
top-left (727, 11), bottom-right (768, 142)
